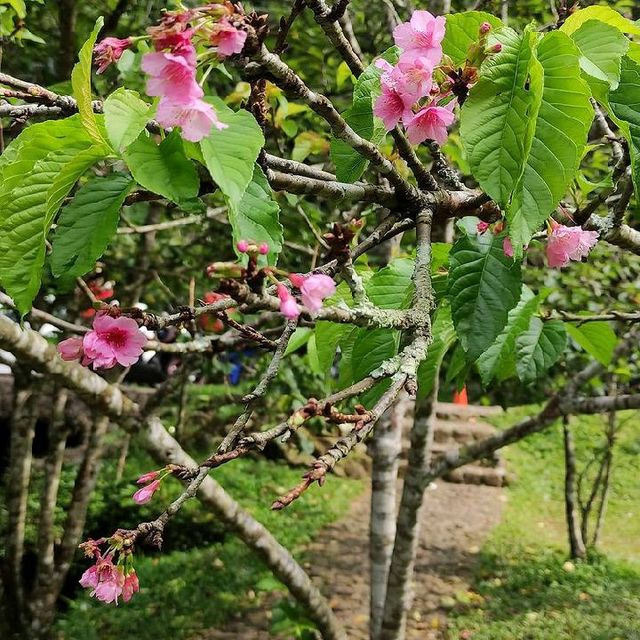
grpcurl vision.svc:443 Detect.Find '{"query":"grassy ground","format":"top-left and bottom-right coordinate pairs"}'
top-left (448, 408), bottom-right (640, 640)
top-left (55, 454), bottom-right (363, 640)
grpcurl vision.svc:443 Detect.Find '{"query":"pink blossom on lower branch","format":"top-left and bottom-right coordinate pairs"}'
top-left (156, 96), bottom-right (227, 142)
top-left (299, 274), bottom-right (336, 315)
top-left (546, 222), bottom-right (599, 268)
top-left (82, 315), bottom-right (147, 369)
top-left (404, 101), bottom-right (456, 145)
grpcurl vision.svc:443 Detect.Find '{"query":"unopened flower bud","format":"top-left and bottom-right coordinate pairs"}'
top-left (480, 22), bottom-right (492, 34)
top-left (236, 239), bottom-right (250, 253)
top-left (258, 243), bottom-right (269, 255)
top-left (490, 43), bottom-right (502, 53)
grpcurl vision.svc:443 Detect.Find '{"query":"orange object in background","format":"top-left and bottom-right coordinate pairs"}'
top-left (453, 386), bottom-right (468, 405)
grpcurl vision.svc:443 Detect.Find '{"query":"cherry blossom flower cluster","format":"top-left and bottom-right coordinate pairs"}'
top-left (57, 312), bottom-right (147, 369)
top-left (478, 219), bottom-right (599, 267)
top-left (278, 273), bottom-right (336, 319)
top-left (78, 538), bottom-right (139, 605)
top-left (94, 3), bottom-right (249, 142)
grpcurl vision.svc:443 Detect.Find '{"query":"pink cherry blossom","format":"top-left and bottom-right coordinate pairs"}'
top-left (57, 337), bottom-right (84, 361)
top-left (404, 101), bottom-right (456, 145)
top-left (94, 37), bottom-right (132, 74)
top-left (82, 315), bottom-right (147, 370)
top-left (150, 27), bottom-right (196, 62)
top-left (299, 274), bottom-right (336, 315)
top-left (546, 223), bottom-right (599, 268)
top-left (79, 564), bottom-right (100, 589)
top-left (393, 11), bottom-right (446, 65)
top-left (373, 66), bottom-right (415, 131)
top-left (156, 97), bottom-right (227, 142)
top-left (210, 18), bottom-right (247, 57)
top-left (141, 52), bottom-right (203, 103)
top-left (122, 571), bottom-right (140, 602)
top-left (397, 56), bottom-right (434, 100)
top-left (92, 564), bottom-right (125, 604)
top-left (136, 470), bottom-right (159, 485)
top-left (277, 284), bottom-right (300, 320)
top-left (476, 221), bottom-right (489, 234)
top-left (503, 236), bottom-right (514, 258)
top-left (132, 479), bottom-right (161, 505)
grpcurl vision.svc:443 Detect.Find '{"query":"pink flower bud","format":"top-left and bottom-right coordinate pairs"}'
top-left (503, 236), bottom-right (514, 258)
top-left (122, 570), bottom-right (140, 602)
top-left (258, 243), bottom-right (269, 255)
top-left (480, 22), bottom-right (492, 34)
top-left (277, 284), bottom-right (300, 320)
top-left (477, 221), bottom-right (490, 234)
top-left (490, 43), bottom-right (502, 53)
top-left (132, 479), bottom-right (161, 505)
top-left (288, 273), bottom-right (306, 289)
top-left (136, 470), bottom-right (159, 485)
top-left (58, 337), bottom-right (84, 362)
top-left (236, 239), bottom-right (250, 253)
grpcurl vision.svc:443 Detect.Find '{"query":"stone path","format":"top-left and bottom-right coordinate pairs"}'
top-left (203, 480), bottom-right (504, 639)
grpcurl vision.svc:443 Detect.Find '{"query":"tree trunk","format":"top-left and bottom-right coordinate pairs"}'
top-left (57, 0), bottom-right (77, 80)
top-left (369, 393), bottom-right (407, 639)
top-left (379, 381), bottom-right (439, 640)
top-left (563, 418), bottom-right (587, 559)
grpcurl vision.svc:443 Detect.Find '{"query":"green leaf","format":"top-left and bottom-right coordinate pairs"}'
top-left (475, 285), bottom-right (539, 385)
top-left (448, 227), bottom-right (522, 361)
top-left (200, 98), bottom-right (264, 202)
top-left (506, 31), bottom-right (593, 254)
top-left (609, 56), bottom-right (640, 196)
top-left (0, 139), bottom-right (98, 314)
top-left (123, 131), bottom-right (200, 208)
top-left (104, 88), bottom-right (153, 152)
top-left (366, 257), bottom-right (414, 309)
top-left (565, 321), bottom-right (617, 366)
top-left (283, 327), bottom-right (312, 356)
top-left (570, 20), bottom-right (629, 89)
top-left (3, 0), bottom-right (26, 18)
top-left (442, 11), bottom-right (503, 65)
top-left (71, 17), bottom-right (109, 147)
top-left (416, 304), bottom-right (456, 399)
top-left (460, 28), bottom-right (541, 206)
top-left (226, 164), bottom-right (283, 265)
top-left (330, 46), bottom-right (399, 183)
top-left (50, 173), bottom-right (134, 278)
top-left (560, 5), bottom-right (640, 36)
top-left (515, 318), bottom-right (567, 383)
top-left (352, 327), bottom-right (400, 406)
top-left (315, 321), bottom-right (348, 375)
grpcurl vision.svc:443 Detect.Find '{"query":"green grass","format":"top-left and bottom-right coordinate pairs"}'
top-left (55, 456), bottom-right (363, 640)
top-left (449, 407), bottom-right (640, 639)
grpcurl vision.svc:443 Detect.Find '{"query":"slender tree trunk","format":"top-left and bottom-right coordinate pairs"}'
top-left (379, 381), bottom-right (439, 640)
top-left (563, 417), bottom-right (587, 559)
top-left (1, 373), bottom-right (36, 637)
top-left (57, 0), bottom-right (77, 80)
top-left (369, 393), bottom-right (407, 639)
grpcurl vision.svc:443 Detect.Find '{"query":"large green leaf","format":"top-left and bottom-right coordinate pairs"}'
top-left (0, 143), bottom-right (98, 314)
top-left (565, 321), bottom-right (617, 366)
top-left (50, 173), bottom-right (134, 278)
top-left (560, 5), bottom-right (640, 36)
top-left (351, 327), bottom-right (400, 406)
top-left (515, 318), bottom-right (567, 383)
top-left (123, 131), bottom-right (200, 209)
top-left (104, 88), bottom-right (154, 152)
top-left (448, 227), bottom-right (522, 361)
top-left (330, 47), bottom-right (399, 183)
top-left (570, 20), bottom-right (629, 89)
top-left (609, 56), bottom-right (640, 196)
top-left (442, 11), bottom-right (503, 65)
top-left (226, 164), bottom-right (283, 264)
top-left (200, 99), bottom-right (264, 202)
top-left (475, 284), bottom-right (539, 385)
top-left (416, 304), bottom-right (456, 399)
top-left (314, 321), bottom-right (348, 375)
top-left (460, 28), bottom-right (540, 206)
top-left (506, 31), bottom-right (593, 254)
top-left (366, 257), bottom-right (414, 309)
top-left (71, 17), bottom-right (109, 147)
